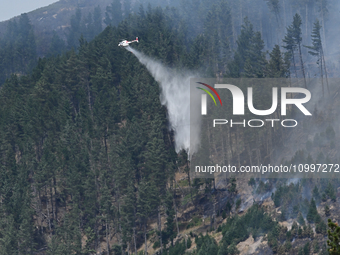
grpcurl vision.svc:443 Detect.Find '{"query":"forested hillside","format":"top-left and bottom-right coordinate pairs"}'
top-left (0, 0), bottom-right (340, 254)
top-left (1, 0), bottom-right (339, 84)
top-left (0, 0), bottom-right (181, 84)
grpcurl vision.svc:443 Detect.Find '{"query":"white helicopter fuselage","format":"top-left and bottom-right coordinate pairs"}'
top-left (118, 37), bottom-right (139, 47)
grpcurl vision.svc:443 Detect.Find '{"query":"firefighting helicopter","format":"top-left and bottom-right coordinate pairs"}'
top-left (118, 37), bottom-right (139, 47)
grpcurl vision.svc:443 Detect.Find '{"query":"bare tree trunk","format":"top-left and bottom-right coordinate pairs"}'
top-left (240, 1), bottom-right (243, 25)
top-left (320, 53), bottom-right (324, 97)
top-left (173, 195), bottom-right (180, 236)
top-left (53, 177), bottom-right (58, 220)
top-left (158, 207), bottom-right (163, 254)
top-left (34, 186), bottom-right (43, 235)
top-left (133, 227), bottom-right (137, 255)
top-left (320, 4), bottom-right (327, 56)
top-left (144, 223), bottom-right (148, 255)
top-left (321, 49), bottom-right (329, 94)
top-left (86, 76), bottom-right (93, 120)
top-left (292, 50), bottom-right (298, 78)
top-left (232, 16), bottom-right (236, 47)
top-left (133, 205), bottom-right (137, 255)
top-left (106, 218), bottom-right (110, 255)
top-left (117, 188), bottom-right (123, 253)
top-left (298, 42), bottom-right (307, 88)
top-left (213, 202), bottom-right (217, 230)
top-left (45, 186), bottom-right (52, 234)
top-left (283, 0), bottom-right (287, 28)
top-left (49, 185), bottom-right (54, 223)
top-left (186, 159), bottom-right (194, 206)
top-left (259, 7), bottom-right (263, 39)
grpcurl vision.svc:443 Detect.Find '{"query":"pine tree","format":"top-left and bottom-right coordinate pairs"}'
top-left (244, 31), bottom-right (266, 78)
top-left (67, 8), bottom-right (82, 49)
top-left (304, 19), bottom-right (329, 96)
top-left (265, 0), bottom-right (281, 25)
top-left (165, 192), bottom-right (176, 246)
top-left (327, 219), bottom-right (340, 254)
top-left (47, 31), bottom-right (66, 57)
top-left (137, 179), bottom-right (159, 255)
top-left (292, 13), bottom-right (307, 88)
top-left (316, 0), bottom-right (328, 53)
top-left (283, 25), bottom-right (298, 78)
top-left (297, 212), bottom-right (305, 226)
top-left (312, 185), bottom-right (320, 203)
top-left (325, 205), bottom-right (331, 217)
top-left (266, 45), bottom-right (287, 78)
top-left (307, 198), bottom-right (318, 223)
top-left (104, 0), bottom-right (123, 26)
top-left (228, 18), bottom-right (266, 78)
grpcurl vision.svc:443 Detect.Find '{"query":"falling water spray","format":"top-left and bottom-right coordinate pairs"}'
top-left (125, 46), bottom-right (201, 155)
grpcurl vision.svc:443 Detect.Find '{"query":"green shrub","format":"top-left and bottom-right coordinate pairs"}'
top-left (153, 241), bottom-right (160, 249)
top-left (236, 198), bottom-right (241, 210)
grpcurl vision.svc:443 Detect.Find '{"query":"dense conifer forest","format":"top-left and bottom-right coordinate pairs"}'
top-left (0, 0), bottom-right (340, 254)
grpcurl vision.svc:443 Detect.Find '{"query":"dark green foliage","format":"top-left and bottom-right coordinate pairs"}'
top-left (313, 185), bottom-right (321, 203)
top-left (153, 241), bottom-right (160, 249)
top-left (112, 245), bottom-right (122, 254)
top-left (327, 219), bottom-right (340, 254)
top-left (0, 1), bottom-right (338, 254)
top-left (316, 220), bottom-right (327, 235)
top-left (257, 180), bottom-right (273, 194)
top-left (285, 240), bottom-right (292, 251)
top-left (222, 210), bottom-right (227, 219)
top-left (0, 6), bottom-right (187, 254)
top-left (228, 18), bottom-right (266, 78)
top-left (225, 201), bottom-right (232, 213)
top-left (266, 45), bottom-right (288, 78)
top-left (326, 182), bottom-right (337, 202)
top-left (304, 18), bottom-right (328, 95)
top-left (325, 205), bottom-right (331, 217)
top-left (47, 31), bottom-right (66, 57)
top-left (313, 241), bottom-right (320, 253)
top-left (67, 8), bottom-right (82, 49)
top-left (303, 242), bottom-right (310, 255)
top-left (297, 212), bottom-right (305, 226)
top-left (186, 216), bottom-right (202, 229)
top-left (167, 239), bottom-right (187, 255)
top-left (0, 14), bottom-right (37, 84)
top-left (304, 19), bottom-right (322, 57)
top-left (322, 193), bottom-right (328, 202)
top-left (187, 237), bottom-right (192, 249)
top-left (66, 7), bottom-right (103, 50)
top-left (265, 0), bottom-right (280, 21)
top-left (218, 204), bottom-right (279, 253)
top-left (236, 198), bottom-right (242, 210)
top-left (307, 198), bottom-right (318, 223)
top-left (283, 13), bottom-right (306, 86)
top-left (195, 234), bottom-right (219, 255)
top-left (228, 178), bottom-right (237, 195)
top-left (271, 182), bottom-right (302, 219)
top-left (164, 192), bottom-right (177, 245)
top-left (248, 177), bottom-right (256, 187)
top-left (104, 0), bottom-right (123, 26)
